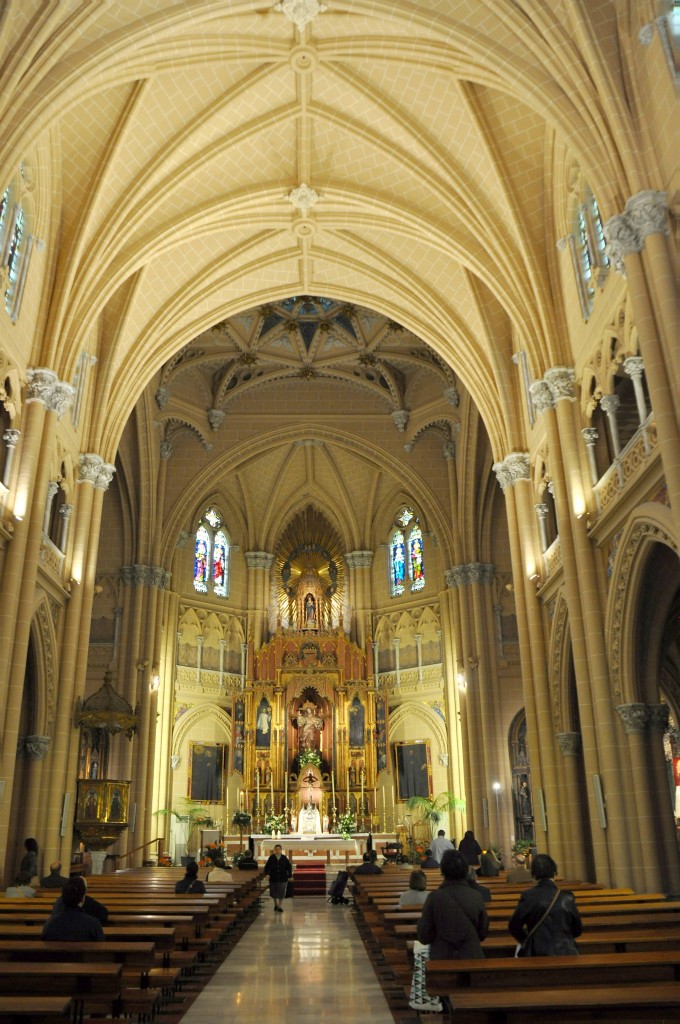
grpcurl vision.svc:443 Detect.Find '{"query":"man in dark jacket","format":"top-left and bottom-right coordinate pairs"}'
top-left (417, 850), bottom-right (488, 959)
top-left (353, 852), bottom-right (383, 875)
top-left (508, 853), bottom-right (581, 956)
top-left (51, 876), bottom-right (109, 924)
top-left (421, 849), bottom-right (439, 869)
top-left (40, 862), bottom-right (70, 889)
top-left (263, 844), bottom-right (292, 912)
top-left (42, 877), bottom-right (104, 941)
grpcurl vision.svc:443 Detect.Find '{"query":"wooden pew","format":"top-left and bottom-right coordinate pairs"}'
top-left (0, 997), bottom-right (73, 1024)
top-left (0, 962), bottom-right (122, 1018)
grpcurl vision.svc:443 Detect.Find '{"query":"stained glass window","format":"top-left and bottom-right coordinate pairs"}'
top-left (4, 205), bottom-right (23, 315)
top-left (390, 506), bottom-right (425, 595)
top-left (194, 509), bottom-right (230, 597)
top-left (390, 532), bottom-right (406, 595)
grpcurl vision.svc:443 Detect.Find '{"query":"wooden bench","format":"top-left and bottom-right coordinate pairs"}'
top-left (0, 963), bottom-right (121, 1020)
top-left (0, 997), bottom-right (73, 1024)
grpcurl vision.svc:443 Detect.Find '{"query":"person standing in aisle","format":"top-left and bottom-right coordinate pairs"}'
top-left (264, 843), bottom-right (293, 913)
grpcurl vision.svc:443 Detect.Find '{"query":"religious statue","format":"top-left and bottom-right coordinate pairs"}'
top-left (299, 802), bottom-right (321, 835)
top-left (304, 593), bottom-right (316, 625)
top-left (293, 703), bottom-right (324, 750)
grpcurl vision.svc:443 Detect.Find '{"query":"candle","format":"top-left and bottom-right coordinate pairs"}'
top-left (256, 769), bottom-right (260, 811)
top-left (284, 771), bottom-right (288, 808)
top-left (382, 785), bottom-right (386, 824)
top-left (361, 770), bottom-right (364, 815)
top-left (270, 771), bottom-right (274, 807)
top-left (225, 791), bottom-right (229, 832)
top-left (346, 768), bottom-right (350, 807)
top-left (331, 771), bottom-right (335, 809)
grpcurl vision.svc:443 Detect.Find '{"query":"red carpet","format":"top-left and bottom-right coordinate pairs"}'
top-left (293, 860), bottom-right (327, 895)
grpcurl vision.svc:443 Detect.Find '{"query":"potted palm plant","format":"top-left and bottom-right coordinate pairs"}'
top-left (154, 798), bottom-right (214, 865)
top-left (406, 791), bottom-right (465, 839)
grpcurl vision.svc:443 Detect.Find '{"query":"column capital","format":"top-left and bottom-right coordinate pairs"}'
top-left (78, 453), bottom-right (104, 485)
top-left (493, 452), bottom-right (530, 491)
top-left (344, 550), bottom-right (374, 569)
top-left (160, 440), bottom-right (174, 460)
top-left (25, 368), bottom-right (57, 405)
top-left (95, 462), bottom-right (116, 490)
top-left (245, 551), bottom-right (275, 570)
top-left (445, 565), bottom-right (467, 588)
top-left (582, 427), bottom-right (599, 445)
top-left (391, 409), bottom-right (409, 432)
top-left (443, 385), bottom-right (459, 407)
top-left (21, 735), bottom-right (52, 760)
top-left (556, 732), bottom-right (582, 756)
top-left (529, 379), bottom-right (554, 414)
top-left (600, 394), bottom-right (620, 416)
top-left (2, 429), bottom-right (20, 447)
top-left (58, 503), bottom-right (73, 521)
top-left (208, 409), bottom-right (225, 431)
top-left (535, 503), bottom-right (548, 521)
top-left (646, 703), bottom-right (670, 733)
top-left (625, 190), bottom-right (668, 243)
top-left (545, 366), bottom-right (576, 402)
top-left (623, 356), bottom-right (644, 380)
top-left (615, 702), bottom-right (648, 734)
top-left (604, 213), bottom-right (641, 275)
top-left (120, 564), bottom-right (171, 588)
top-left (442, 440), bottom-right (456, 460)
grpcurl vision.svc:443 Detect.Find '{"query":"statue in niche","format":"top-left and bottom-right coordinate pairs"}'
top-left (293, 702), bottom-right (325, 750)
top-left (304, 593), bottom-right (316, 626)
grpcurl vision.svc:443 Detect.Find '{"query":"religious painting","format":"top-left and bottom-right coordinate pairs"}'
top-left (233, 698), bottom-right (245, 773)
top-left (189, 742), bottom-right (225, 803)
top-left (394, 740), bottom-right (432, 801)
top-left (76, 780), bottom-right (103, 821)
top-left (348, 696), bottom-right (365, 747)
top-left (255, 698), bottom-right (272, 749)
top-left (107, 783), bottom-right (125, 821)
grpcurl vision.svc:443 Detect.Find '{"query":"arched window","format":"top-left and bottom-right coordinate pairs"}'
top-left (389, 506), bottom-right (425, 596)
top-left (3, 202), bottom-right (24, 317)
top-left (193, 507), bottom-right (230, 597)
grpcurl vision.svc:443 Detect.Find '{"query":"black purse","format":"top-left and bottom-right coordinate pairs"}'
top-left (285, 879), bottom-right (294, 898)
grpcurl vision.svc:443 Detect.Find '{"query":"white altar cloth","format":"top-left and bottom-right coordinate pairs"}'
top-left (253, 833), bottom-right (369, 862)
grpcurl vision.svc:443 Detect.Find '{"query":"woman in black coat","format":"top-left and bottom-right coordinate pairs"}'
top-left (508, 853), bottom-right (582, 956)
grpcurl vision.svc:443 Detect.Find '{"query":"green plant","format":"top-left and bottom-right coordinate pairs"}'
top-left (512, 838), bottom-right (533, 858)
top-left (406, 791), bottom-right (465, 838)
top-left (263, 813), bottom-right (287, 835)
top-left (153, 798), bottom-right (214, 854)
top-left (298, 749), bottom-right (321, 768)
top-left (337, 811), bottom-right (356, 839)
top-left (232, 810), bottom-right (252, 847)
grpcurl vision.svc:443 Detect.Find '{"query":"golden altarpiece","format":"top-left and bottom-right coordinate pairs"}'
top-left (231, 523), bottom-right (389, 834)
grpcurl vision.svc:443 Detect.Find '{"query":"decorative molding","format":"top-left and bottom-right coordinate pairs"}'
top-left (556, 732), bottom-right (581, 756)
top-left (391, 409), bottom-right (409, 432)
top-left (344, 550), bottom-right (373, 569)
top-left (3, 429), bottom-right (20, 448)
top-left (208, 409), bottom-right (225, 431)
top-left (287, 182), bottom-right (321, 212)
top-left (638, 21), bottom-right (655, 45)
top-left (120, 565), bottom-right (171, 589)
top-left (615, 702), bottom-right (648, 734)
top-left (77, 453), bottom-right (103, 485)
top-left (625, 190), bottom-right (669, 242)
top-left (245, 551), bottom-right (275, 570)
top-left (155, 386), bottom-right (170, 409)
top-left (274, 0), bottom-right (327, 31)
top-left (646, 703), bottom-right (670, 733)
top-left (443, 386), bottom-right (459, 407)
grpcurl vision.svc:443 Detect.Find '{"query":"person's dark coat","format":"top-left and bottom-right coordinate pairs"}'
top-left (175, 876), bottom-right (206, 894)
top-left (417, 879), bottom-right (489, 959)
top-left (421, 856), bottom-right (439, 869)
top-left (42, 906), bottom-right (104, 941)
top-left (40, 870), bottom-right (70, 889)
top-left (468, 876), bottom-right (492, 902)
top-left (508, 878), bottom-right (582, 956)
top-left (353, 861), bottom-right (382, 875)
top-left (264, 853), bottom-right (292, 883)
top-left (458, 832), bottom-right (482, 868)
top-left (52, 893), bottom-right (109, 924)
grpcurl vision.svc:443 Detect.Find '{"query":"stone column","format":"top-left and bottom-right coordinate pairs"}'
top-left (58, 502), bottom-right (73, 553)
top-left (614, 704), bottom-right (652, 891)
top-left (1, 428), bottom-right (20, 487)
top-left (581, 428), bottom-right (599, 486)
top-left (600, 394), bottom-right (622, 459)
top-left (345, 550), bottom-right (373, 648)
top-left (245, 552), bottom-right (274, 649)
top-left (623, 356), bottom-right (648, 426)
top-left (556, 732), bottom-right (589, 880)
top-left (493, 453), bottom-right (565, 866)
top-left (414, 633), bottom-right (423, 687)
top-left (535, 503), bottom-right (549, 552)
top-left (605, 193), bottom-right (680, 537)
top-left (42, 480), bottom-right (58, 536)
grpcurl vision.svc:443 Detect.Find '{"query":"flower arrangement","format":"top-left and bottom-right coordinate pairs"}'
top-left (199, 842), bottom-right (225, 867)
top-left (298, 749), bottom-right (321, 768)
top-left (263, 813), bottom-right (287, 835)
top-left (337, 811), bottom-right (356, 839)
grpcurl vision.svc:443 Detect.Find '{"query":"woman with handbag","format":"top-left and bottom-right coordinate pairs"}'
top-left (264, 844), bottom-right (293, 913)
top-left (509, 853), bottom-right (582, 956)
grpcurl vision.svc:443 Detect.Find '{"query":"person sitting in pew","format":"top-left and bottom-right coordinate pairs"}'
top-left (467, 865), bottom-right (492, 902)
top-left (398, 870), bottom-right (429, 907)
top-left (40, 861), bottom-right (70, 889)
top-left (175, 860), bottom-right (206, 894)
top-left (508, 853), bottom-right (582, 956)
top-left (50, 876), bottom-right (109, 924)
top-left (42, 877), bottom-right (104, 941)
top-left (506, 853), bottom-right (532, 884)
top-left (420, 849), bottom-right (439, 869)
top-left (206, 858), bottom-right (233, 882)
top-left (353, 852), bottom-right (383, 875)
top-left (237, 851), bottom-right (259, 870)
top-left (5, 871), bottom-right (36, 897)
top-left (417, 851), bottom-right (489, 959)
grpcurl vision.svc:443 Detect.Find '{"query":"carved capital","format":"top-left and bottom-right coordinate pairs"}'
top-left (48, 380), bottom-right (76, 418)
top-left (443, 386), bottom-right (459, 407)
top-left (275, 0), bottom-right (328, 31)
top-left (438, 753), bottom-right (449, 767)
top-left (623, 356), bottom-right (644, 381)
top-left (58, 503), bottom-right (73, 521)
top-left (245, 551), bottom-right (275, 570)
top-left (442, 440), bottom-right (456, 460)
top-left (600, 394), bottom-right (620, 416)
top-left (170, 754), bottom-right (181, 770)
top-left (604, 213), bottom-right (641, 275)
top-left (391, 409), bottom-right (409, 432)
top-left (545, 366), bottom-right (576, 403)
top-left (155, 387), bottom-right (170, 410)
top-left (23, 735), bottom-right (51, 760)
top-left (556, 732), bottom-right (582, 757)
top-left (646, 703), bottom-right (670, 733)
top-left (345, 550), bottom-right (374, 569)
top-left (581, 427), bottom-right (599, 446)
top-left (535, 502), bottom-right (548, 522)
top-left (529, 379), bottom-right (554, 414)
top-left (287, 182), bottom-right (321, 212)
top-left (625, 190), bottom-right (668, 242)
top-left (160, 440), bottom-right (173, 460)
top-left (95, 462), bottom-right (116, 491)
top-left (444, 565), bottom-right (467, 589)
top-left (504, 452), bottom-right (531, 485)
top-left (26, 368), bottom-right (57, 406)
top-left (176, 530), bottom-right (191, 549)
top-left (208, 409), bottom-right (225, 431)
top-left (616, 702), bottom-right (649, 734)
top-left (3, 429), bottom-right (20, 448)
top-left (77, 453), bottom-right (104, 485)
top-left (492, 461), bottom-right (512, 491)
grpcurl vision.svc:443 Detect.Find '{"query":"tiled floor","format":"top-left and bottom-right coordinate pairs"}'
top-left (179, 894), bottom-right (394, 1024)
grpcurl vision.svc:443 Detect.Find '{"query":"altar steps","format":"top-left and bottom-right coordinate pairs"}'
top-left (292, 860), bottom-right (328, 896)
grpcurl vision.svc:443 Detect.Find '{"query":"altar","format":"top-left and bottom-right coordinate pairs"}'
top-left (254, 833), bottom-right (370, 865)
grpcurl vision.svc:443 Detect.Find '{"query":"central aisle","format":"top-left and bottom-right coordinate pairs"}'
top-left (180, 894), bottom-right (395, 1024)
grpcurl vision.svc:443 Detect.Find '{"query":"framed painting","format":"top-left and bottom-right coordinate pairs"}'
top-left (188, 742), bottom-right (225, 803)
top-left (394, 740), bottom-right (432, 801)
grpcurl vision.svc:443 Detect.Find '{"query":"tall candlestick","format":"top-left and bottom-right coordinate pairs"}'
top-left (284, 771), bottom-right (288, 809)
top-left (331, 771), bottom-right (335, 809)
top-left (225, 791), bottom-right (229, 833)
top-left (256, 769), bottom-right (260, 812)
top-left (346, 768), bottom-right (350, 807)
top-left (361, 770), bottom-right (364, 817)
top-left (382, 785), bottom-right (386, 827)
top-left (270, 771), bottom-right (274, 811)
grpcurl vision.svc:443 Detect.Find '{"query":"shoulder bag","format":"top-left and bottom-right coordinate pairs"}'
top-left (514, 887), bottom-right (560, 957)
